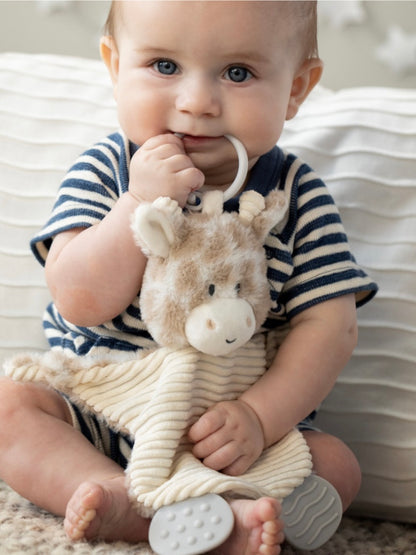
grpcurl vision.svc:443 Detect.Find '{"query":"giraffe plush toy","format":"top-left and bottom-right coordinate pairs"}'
top-left (6, 188), bottom-right (313, 522)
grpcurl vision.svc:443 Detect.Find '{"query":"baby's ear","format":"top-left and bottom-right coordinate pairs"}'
top-left (100, 36), bottom-right (120, 92)
top-left (286, 58), bottom-right (323, 120)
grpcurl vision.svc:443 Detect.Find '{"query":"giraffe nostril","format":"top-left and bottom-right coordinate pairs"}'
top-left (207, 319), bottom-right (216, 330)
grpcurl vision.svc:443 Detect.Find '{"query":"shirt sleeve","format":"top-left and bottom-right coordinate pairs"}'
top-left (31, 133), bottom-right (129, 266)
top-left (267, 152), bottom-right (377, 321)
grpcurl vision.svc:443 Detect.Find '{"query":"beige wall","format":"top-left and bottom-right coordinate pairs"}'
top-left (318, 0), bottom-right (416, 89)
top-left (0, 0), bottom-right (415, 90)
top-left (0, 0), bottom-right (110, 60)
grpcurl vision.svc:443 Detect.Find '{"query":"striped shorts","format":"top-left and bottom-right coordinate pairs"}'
top-left (64, 395), bottom-right (134, 469)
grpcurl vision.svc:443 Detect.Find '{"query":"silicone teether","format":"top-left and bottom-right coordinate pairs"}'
top-left (281, 474), bottom-right (342, 551)
top-left (186, 134), bottom-right (248, 209)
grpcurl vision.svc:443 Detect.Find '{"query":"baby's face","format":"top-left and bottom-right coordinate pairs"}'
top-left (107, 1), bottom-right (309, 186)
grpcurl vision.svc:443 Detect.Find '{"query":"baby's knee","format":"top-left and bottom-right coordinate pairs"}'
top-left (303, 430), bottom-right (361, 511)
top-left (0, 377), bottom-right (46, 420)
top-left (0, 378), bottom-right (30, 447)
top-left (0, 377), bottom-right (68, 428)
top-left (0, 377), bottom-right (29, 419)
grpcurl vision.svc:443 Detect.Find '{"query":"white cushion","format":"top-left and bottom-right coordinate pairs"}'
top-left (1, 52), bottom-right (415, 522)
top-left (0, 53), bottom-right (117, 361)
top-left (281, 86), bottom-right (416, 522)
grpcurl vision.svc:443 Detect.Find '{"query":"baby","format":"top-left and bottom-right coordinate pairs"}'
top-left (0, 2), bottom-right (377, 554)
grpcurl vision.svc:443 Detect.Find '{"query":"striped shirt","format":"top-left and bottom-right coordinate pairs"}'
top-left (31, 131), bottom-right (377, 356)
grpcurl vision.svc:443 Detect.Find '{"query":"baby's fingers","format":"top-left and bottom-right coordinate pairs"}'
top-left (198, 442), bottom-right (241, 473)
top-left (188, 407), bottom-right (225, 443)
top-left (141, 133), bottom-right (185, 152)
top-left (222, 454), bottom-right (253, 476)
top-left (177, 166), bottom-right (204, 192)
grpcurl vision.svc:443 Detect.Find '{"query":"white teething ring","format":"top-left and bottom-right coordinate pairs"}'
top-left (222, 134), bottom-right (249, 201)
top-left (186, 134), bottom-right (248, 209)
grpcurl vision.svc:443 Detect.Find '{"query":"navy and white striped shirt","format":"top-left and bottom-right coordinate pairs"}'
top-left (31, 131), bottom-right (377, 356)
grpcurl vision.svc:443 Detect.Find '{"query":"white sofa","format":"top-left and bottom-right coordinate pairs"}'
top-left (1, 52), bottom-right (415, 523)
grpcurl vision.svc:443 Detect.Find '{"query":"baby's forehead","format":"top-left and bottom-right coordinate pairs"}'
top-left (118, 1), bottom-right (294, 24)
top-left (112, 1), bottom-right (315, 59)
top-left (116, 1), bottom-right (298, 39)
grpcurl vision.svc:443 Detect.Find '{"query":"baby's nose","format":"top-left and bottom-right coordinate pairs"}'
top-left (176, 77), bottom-right (221, 118)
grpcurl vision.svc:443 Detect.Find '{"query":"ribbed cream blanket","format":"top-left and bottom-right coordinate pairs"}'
top-left (6, 335), bottom-right (312, 516)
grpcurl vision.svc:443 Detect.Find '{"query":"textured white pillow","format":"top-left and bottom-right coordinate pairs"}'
top-left (1, 52), bottom-right (415, 522)
top-left (280, 86), bottom-right (416, 522)
top-left (0, 53), bottom-right (117, 362)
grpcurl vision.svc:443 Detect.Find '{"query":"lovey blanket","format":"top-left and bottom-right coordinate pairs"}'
top-left (6, 335), bottom-right (312, 517)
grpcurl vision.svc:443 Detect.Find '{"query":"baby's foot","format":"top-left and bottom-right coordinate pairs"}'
top-left (214, 497), bottom-right (284, 555)
top-left (64, 476), bottom-right (150, 542)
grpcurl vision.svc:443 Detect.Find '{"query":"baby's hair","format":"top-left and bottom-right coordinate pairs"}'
top-left (104, 1), bottom-right (319, 59)
top-left (103, 0), bottom-right (117, 37)
top-left (249, 1), bottom-right (319, 60)
top-left (286, 0), bottom-right (319, 59)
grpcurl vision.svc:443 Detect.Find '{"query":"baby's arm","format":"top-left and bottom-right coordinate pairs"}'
top-left (45, 134), bottom-right (203, 326)
top-left (189, 294), bottom-right (357, 475)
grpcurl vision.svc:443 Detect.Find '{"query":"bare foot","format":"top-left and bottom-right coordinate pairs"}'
top-left (213, 497), bottom-right (284, 555)
top-left (64, 476), bottom-right (150, 542)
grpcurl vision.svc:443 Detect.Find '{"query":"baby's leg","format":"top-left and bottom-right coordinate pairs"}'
top-left (302, 430), bottom-right (362, 511)
top-left (0, 377), bottom-right (149, 542)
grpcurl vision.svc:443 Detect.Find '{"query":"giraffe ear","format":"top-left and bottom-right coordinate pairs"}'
top-left (131, 197), bottom-right (183, 258)
top-left (240, 189), bottom-right (288, 242)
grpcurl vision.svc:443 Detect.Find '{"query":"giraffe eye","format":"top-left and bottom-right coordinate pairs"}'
top-left (208, 284), bottom-right (215, 296)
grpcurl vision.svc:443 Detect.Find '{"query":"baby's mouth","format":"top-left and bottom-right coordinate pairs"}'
top-left (173, 132), bottom-right (223, 141)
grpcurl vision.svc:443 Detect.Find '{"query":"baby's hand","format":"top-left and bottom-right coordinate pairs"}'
top-left (188, 400), bottom-right (265, 476)
top-left (128, 134), bottom-right (204, 207)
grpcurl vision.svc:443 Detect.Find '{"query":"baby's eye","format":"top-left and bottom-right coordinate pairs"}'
top-left (225, 66), bottom-right (253, 83)
top-left (153, 59), bottom-right (178, 75)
